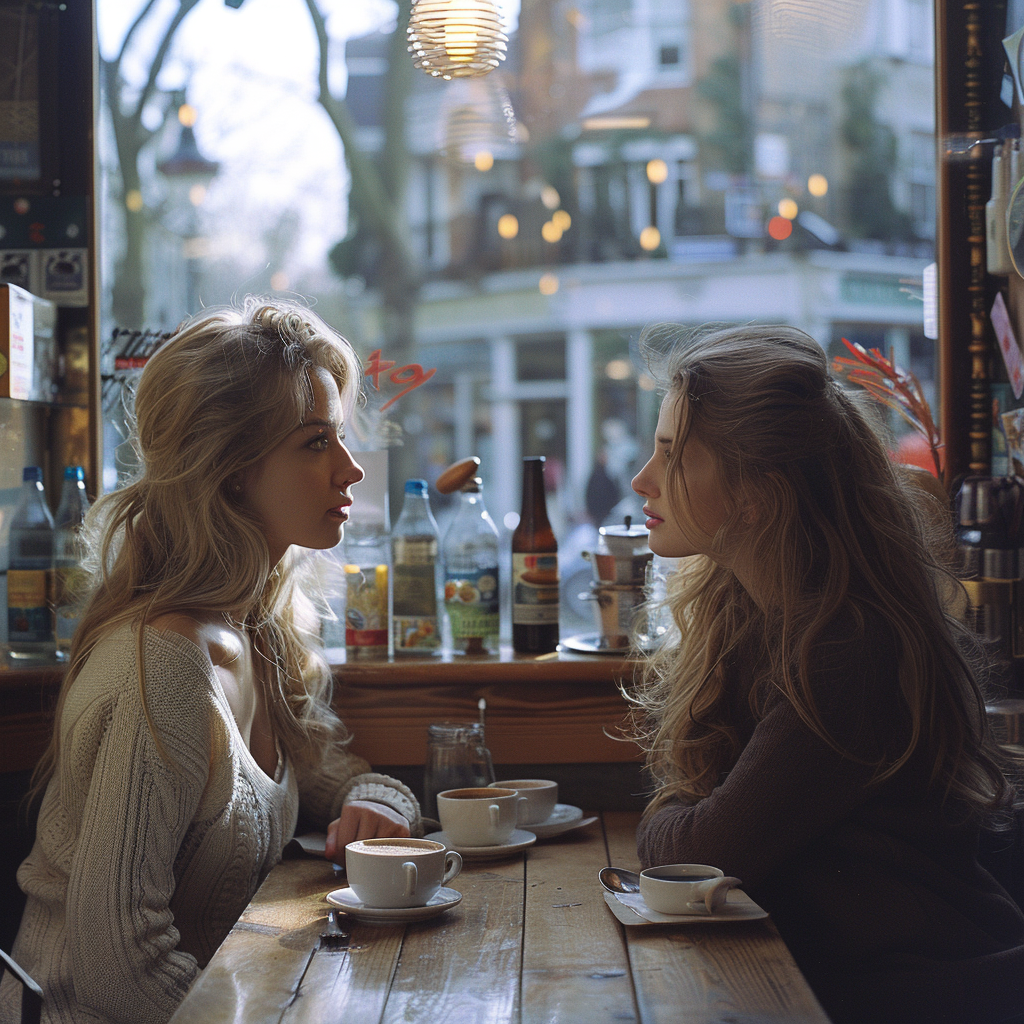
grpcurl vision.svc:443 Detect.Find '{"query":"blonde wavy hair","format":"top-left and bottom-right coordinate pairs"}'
top-left (630, 324), bottom-right (1015, 821)
top-left (31, 297), bottom-right (363, 797)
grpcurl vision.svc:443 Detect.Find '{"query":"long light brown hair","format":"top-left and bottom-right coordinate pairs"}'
top-left (31, 298), bottom-right (362, 798)
top-left (630, 324), bottom-right (1015, 820)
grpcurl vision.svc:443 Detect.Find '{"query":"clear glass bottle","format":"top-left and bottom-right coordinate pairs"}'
top-left (53, 466), bottom-right (90, 661)
top-left (391, 479), bottom-right (441, 654)
top-left (7, 466), bottom-right (55, 659)
top-left (443, 476), bottom-right (500, 655)
top-left (343, 520), bottom-right (390, 660)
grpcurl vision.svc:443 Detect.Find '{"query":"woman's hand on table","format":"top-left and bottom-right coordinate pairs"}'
top-left (324, 799), bottom-right (411, 861)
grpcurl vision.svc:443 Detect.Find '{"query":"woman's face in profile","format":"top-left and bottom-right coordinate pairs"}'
top-left (243, 366), bottom-right (365, 565)
top-left (631, 393), bottom-right (729, 560)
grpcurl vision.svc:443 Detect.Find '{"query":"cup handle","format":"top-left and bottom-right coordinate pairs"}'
top-left (692, 876), bottom-right (741, 914)
top-left (442, 851), bottom-right (463, 886)
top-left (488, 803), bottom-right (500, 825)
top-left (516, 796), bottom-right (529, 824)
top-left (402, 862), bottom-right (418, 898)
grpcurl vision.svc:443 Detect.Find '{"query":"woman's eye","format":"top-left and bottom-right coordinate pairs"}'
top-left (309, 435), bottom-right (329, 451)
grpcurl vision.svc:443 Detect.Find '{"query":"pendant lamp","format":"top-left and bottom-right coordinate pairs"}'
top-left (408, 0), bottom-right (508, 80)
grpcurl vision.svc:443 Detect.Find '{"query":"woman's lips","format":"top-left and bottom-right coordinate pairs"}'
top-left (644, 507), bottom-right (663, 529)
top-left (328, 506), bottom-right (350, 521)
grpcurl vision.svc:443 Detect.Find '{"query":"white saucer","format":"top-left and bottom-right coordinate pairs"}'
top-left (424, 828), bottom-right (537, 860)
top-left (527, 804), bottom-right (598, 839)
top-left (325, 886), bottom-right (462, 923)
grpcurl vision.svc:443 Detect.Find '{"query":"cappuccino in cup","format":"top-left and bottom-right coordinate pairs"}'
top-left (345, 837), bottom-right (462, 908)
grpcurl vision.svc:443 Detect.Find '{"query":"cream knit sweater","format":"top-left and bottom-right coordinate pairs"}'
top-left (0, 624), bottom-right (420, 1024)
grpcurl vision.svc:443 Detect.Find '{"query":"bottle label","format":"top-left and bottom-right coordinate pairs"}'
top-left (345, 564), bottom-right (388, 650)
top-left (393, 537), bottom-right (437, 564)
top-left (393, 615), bottom-right (440, 650)
top-left (8, 568), bottom-right (52, 643)
top-left (445, 567), bottom-right (499, 641)
top-left (512, 553), bottom-right (559, 625)
top-left (393, 562), bottom-right (438, 616)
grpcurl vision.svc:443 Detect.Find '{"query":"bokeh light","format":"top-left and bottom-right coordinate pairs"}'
top-left (178, 104), bottom-right (197, 127)
top-left (538, 273), bottom-right (559, 295)
top-left (646, 158), bottom-right (668, 184)
top-left (189, 184), bottom-right (207, 206)
top-left (768, 215), bottom-right (793, 240)
top-left (605, 359), bottom-right (631, 380)
top-left (639, 225), bottom-right (661, 250)
top-left (778, 198), bottom-right (798, 220)
top-left (125, 189), bottom-right (144, 213)
top-left (541, 220), bottom-right (563, 243)
top-left (552, 209), bottom-right (571, 231)
top-left (270, 271), bottom-right (290, 291)
top-left (497, 213), bottom-right (519, 238)
top-left (541, 185), bottom-right (560, 209)
top-left (808, 173), bottom-right (828, 197)
top-left (474, 150), bottom-right (494, 171)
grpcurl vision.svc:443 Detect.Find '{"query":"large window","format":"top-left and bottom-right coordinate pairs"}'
top-left (98, 0), bottom-right (936, 636)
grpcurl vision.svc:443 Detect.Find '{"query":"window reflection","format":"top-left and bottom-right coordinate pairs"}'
top-left (98, 0), bottom-right (937, 632)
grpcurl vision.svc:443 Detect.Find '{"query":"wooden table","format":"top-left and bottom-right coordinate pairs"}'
top-left (169, 812), bottom-right (829, 1024)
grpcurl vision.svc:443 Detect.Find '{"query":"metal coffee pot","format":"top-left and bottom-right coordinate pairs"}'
top-left (581, 518), bottom-right (652, 647)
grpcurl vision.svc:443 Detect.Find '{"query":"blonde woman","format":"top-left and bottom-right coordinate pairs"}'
top-left (630, 325), bottom-right (1024, 1024)
top-left (1, 300), bottom-right (420, 1024)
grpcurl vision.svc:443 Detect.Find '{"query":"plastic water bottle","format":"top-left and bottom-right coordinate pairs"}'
top-left (343, 520), bottom-right (390, 660)
top-left (392, 479), bottom-right (441, 654)
top-left (443, 475), bottom-right (500, 655)
top-left (53, 466), bottom-right (90, 660)
top-left (7, 466), bottom-right (54, 659)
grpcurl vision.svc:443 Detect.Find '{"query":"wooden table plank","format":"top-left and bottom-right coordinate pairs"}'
top-left (282, 921), bottom-right (404, 1024)
top-left (520, 824), bottom-right (638, 1024)
top-left (169, 859), bottom-right (341, 1024)
top-left (603, 813), bottom-right (831, 1024)
top-left (380, 855), bottom-right (524, 1024)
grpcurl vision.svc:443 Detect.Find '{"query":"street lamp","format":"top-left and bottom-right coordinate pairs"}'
top-left (157, 103), bottom-right (219, 313)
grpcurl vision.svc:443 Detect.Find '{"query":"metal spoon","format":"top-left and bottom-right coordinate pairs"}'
top-left (599, 866), bottom-right (642, 894)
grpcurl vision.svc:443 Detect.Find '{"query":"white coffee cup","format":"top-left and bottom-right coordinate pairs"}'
top-left (639, 864), bottom-right (742, 915)
top-left (344, 838), bottom-right (462, 908)
top-left (437, 787), bottom-right (526, 846)
top-left (490, 778), bottom-right (558, 826)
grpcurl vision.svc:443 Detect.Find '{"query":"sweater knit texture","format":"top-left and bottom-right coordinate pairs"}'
top-left (636, 612), bottom-right (1024, 1024)
top-left (0, 624), bottom-right (420, 1024)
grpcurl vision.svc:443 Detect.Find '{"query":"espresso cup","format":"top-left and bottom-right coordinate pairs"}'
top-left (437, 787), bottom-right (526, 846)
top-left (490, 779), bottom-right (558, 826)
top-left (639, 864), bottom-right (742, 915)
top-left (345, 838), bottom-right (462, 908)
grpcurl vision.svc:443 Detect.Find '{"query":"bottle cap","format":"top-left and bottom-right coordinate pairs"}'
top-left (436, 457), bottom-right (481, 494)
top-left (23, 466), bottom-right (42, 483)
top-left (404, 479), bottom-right (429, 495)
top-left (64, 466), bottom-right (85, 481)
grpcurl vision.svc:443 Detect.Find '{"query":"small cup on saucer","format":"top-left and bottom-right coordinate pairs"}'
top-left (345, 837), bottom-right (462, 908)
top-left (490, 778), bottom-right (558, 826)
top-left (639, 864), bottom-right (741, 915)
top-left (437, 787), bottom-right (526, 846)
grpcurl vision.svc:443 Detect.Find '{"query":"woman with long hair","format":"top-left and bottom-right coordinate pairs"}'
top-left (1, 299), bottom-right (420, 1024)
top-left (630, 324), bottom-right (1024, 1024)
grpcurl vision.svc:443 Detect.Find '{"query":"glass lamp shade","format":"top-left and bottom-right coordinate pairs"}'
top-left (440, 76), bottom-right (521, 162)
top-left (408, 0), bottom-right (508, 80)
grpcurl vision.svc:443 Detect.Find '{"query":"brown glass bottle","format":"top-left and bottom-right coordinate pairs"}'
top-left (511, 456), bottom-right (560, 653)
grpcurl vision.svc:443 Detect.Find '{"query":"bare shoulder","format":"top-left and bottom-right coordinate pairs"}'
top-left (147, 611), bottom-right (212, 651)
top-left (146, 612), bottom-right (243, 668)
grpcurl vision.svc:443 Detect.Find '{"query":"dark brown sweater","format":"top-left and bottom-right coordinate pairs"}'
top-left (637, 616), bottom-right (1024, 1024)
